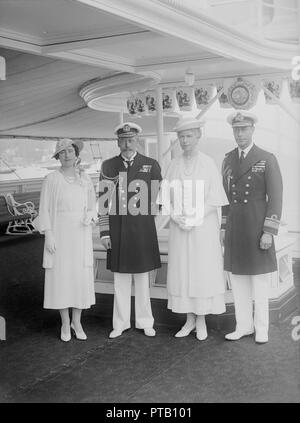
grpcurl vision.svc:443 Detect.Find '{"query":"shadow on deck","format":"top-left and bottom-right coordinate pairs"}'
top-left (0, 235), bottom-right (300, 403)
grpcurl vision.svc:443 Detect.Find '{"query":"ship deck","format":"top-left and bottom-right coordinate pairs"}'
top-left (0, 263), bottom-right (299, 404)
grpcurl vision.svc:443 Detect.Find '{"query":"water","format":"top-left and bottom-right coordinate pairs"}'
top-left (0, 163), bottom-right (100, 183)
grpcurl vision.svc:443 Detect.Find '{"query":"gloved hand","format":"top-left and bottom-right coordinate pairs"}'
top-left (171, 214), bottom-right (193, 231)
top-left (82, 211), bottom-right (96, 226)
top-left (45, 230), bottom-right (56, 254)
top-left (220, 229), bottom-right (225, 247)
top-left (101, 237), bottom-right (111, 250)
top-left (260, 232), bottom-right (273, 250)
top-left (179, 222), bottom-right (193, 232)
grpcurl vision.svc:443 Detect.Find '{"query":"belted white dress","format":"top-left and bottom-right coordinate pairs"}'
top-left (34, 170), bottom-right (96, 309)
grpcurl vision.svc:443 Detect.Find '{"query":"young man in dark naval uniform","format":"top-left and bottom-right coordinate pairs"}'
top-left (221, 112), bottom-right (283, 344)
top-left (98, 122), bottom-right (162, 338)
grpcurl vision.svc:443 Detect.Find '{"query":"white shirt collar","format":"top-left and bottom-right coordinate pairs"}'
top-left (239, 142), bottom-right (254, 158)
top-left (121, 151), bottom-right (137, 162)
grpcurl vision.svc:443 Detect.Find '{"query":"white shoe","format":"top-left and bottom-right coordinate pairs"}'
top-left (60, 326), bottom-right (71, 342)
top-left (144, 328), bottom-right (156, 337)
top-left (255, 332), bottom-right (268, 344)
top-left (225, 330), bottom-right (254, 341)
top-left (70, 322), bottom-right (87, 341)
top-left (196, 316), bottom-right (207, 341)
top-left (175, 323), bottom-right (196, 338)
top-left (109, 329), bottom-right (123, 339)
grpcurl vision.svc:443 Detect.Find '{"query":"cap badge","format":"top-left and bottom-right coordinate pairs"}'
top-left (235, 113), bottom-right (244, 122)
top-left (123, 124), bottom-right (130, 132)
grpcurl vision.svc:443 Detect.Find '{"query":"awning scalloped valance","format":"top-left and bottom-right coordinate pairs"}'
top-left (124, 76), bottom-right (300, 118)
top-left (79, 73), bottom-right (300, 121)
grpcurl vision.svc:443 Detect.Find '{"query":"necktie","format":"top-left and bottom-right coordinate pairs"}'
top-left (122, 157), bottom-right (134, 169)
top-left (239, 150), bottom-right (245, 165)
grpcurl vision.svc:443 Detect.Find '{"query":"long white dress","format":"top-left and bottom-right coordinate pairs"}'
top-left (34, 170), bottom-right (96, 309)
top-left (163, 152), bottom-right (229, 315)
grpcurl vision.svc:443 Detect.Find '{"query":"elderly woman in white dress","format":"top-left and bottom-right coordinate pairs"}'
top-left (161, 117), bottom-right (228, 340)
top-left (34, 138), bottom-right (97, 342)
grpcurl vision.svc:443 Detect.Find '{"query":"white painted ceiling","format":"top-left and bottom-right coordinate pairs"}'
top-left (0, 0), bottom-right (296, 138)
top-left (0, 0), bottom-right (143, 44)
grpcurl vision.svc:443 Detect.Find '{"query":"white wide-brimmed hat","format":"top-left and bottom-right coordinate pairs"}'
top-left (52, 138), bottom-right (84, 158)
top-left (173, 116), bottom-right (204, 133)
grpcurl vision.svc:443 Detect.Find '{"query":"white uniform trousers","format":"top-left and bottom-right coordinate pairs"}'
top-left (230, 273), bottom-right (270, 336)
top-left (112, 272), bottom-right (154, 331)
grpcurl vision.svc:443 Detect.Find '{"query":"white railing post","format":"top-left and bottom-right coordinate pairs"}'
top-left (155, 85), bottom-right (165, 167)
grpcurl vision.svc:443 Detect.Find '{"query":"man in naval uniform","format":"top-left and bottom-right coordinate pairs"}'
top-left (221, 111), bottom-right (283, 344)
top-left (98, 122), bottom-right (162, 338)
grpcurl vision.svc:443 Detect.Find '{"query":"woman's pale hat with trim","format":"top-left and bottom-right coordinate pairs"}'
top-left (52, 138), bottom-right (84, 158)
top-left (173, 116), bottom-right (204, 133)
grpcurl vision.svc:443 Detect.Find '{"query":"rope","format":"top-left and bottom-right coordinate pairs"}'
top-left (99, 167), bottom-right (119, 183)
top-left (0, 156), bottom-right (22, 180)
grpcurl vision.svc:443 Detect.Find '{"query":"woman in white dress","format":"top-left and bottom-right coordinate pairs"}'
top-left (34, 138), bottom-right (96, 342)
top-left (161, 117), bottom-right (228, 340)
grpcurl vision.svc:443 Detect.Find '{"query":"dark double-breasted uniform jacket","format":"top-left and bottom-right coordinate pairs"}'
top-left (221, 144), bottom-right (283, 275)
top-left (99, 152), bottom-right (162, 274)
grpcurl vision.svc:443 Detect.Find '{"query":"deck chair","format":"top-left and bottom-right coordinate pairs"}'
top-left (5, 193), bottom-right (38, 235)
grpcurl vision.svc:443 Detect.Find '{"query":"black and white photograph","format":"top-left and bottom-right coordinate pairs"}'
top-left (194, 85), bottom-right (215, 109)
top-left (0, 0), bottom-right (300, 410)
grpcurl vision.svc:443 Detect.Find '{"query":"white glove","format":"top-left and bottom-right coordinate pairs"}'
top-left (101, 237), bottom-right (111, 250)
top-left (82, 211), bottom-right (95, 226)
top-left (45, 231), bottom-right (56, 254)
top-left (260, 232), bottom-right (273, 250)
top-left (171, 213), bottom-right (184, 226)
top-left (179, 222), bottom-right (193, 232)
top-left (220, 229), bottom-right (225, 247)
top-left (171, 214), bottom-right (193, 231)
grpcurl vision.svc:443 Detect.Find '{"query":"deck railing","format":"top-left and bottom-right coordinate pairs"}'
top-left (0, 173), bottom-right (100, 196)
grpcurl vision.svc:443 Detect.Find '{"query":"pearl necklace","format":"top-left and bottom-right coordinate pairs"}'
top-left (59, 169), bottom-right (77, 184)
top-left (182, 154), bottom-right (198, 176)
top-left (64, 176), bottom-right (76, 183)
